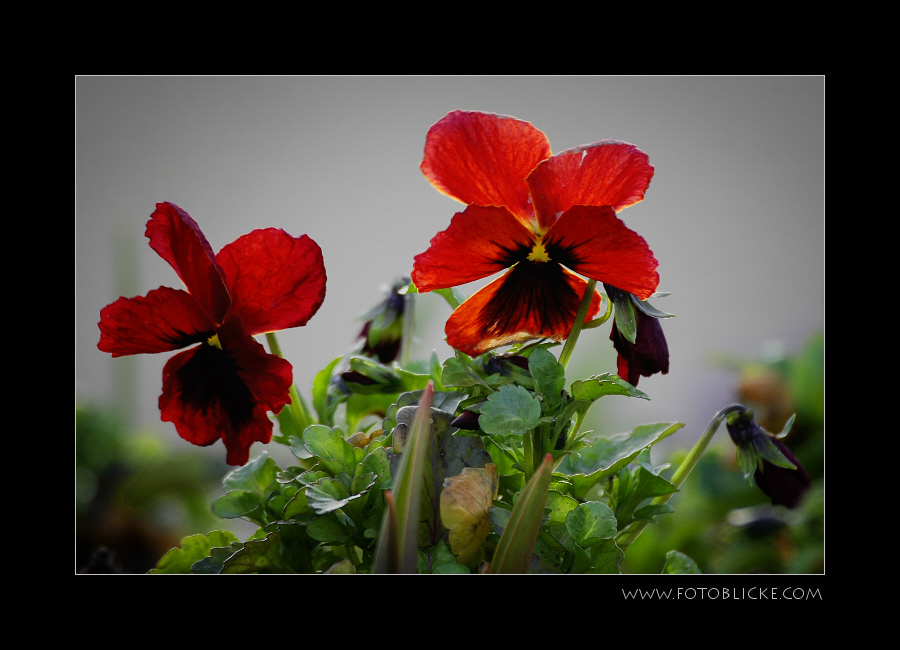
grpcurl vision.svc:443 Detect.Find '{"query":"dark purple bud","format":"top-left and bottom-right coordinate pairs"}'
top-left (754, 437), bottom-right (811, 509)
top-left (451, 409), bottom-right (481, 431)
top-left (609, 310), bottom-right (669, 387)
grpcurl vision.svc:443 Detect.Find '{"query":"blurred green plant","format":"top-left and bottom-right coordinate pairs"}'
top-left (620, 332), bottom-right (824, 573)
top-left (76, 404), bottom-right (235, 573)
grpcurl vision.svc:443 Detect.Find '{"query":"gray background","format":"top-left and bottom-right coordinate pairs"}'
top-left (76, 75), bottom-right (824, 473)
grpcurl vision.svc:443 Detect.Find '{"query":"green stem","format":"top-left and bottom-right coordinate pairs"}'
top-left (558, 279), bottom-right (597, 369)
top-left (616, 404), bottom-right (747, 551)
top-left (400, 290), bottom-right (414, 368)
top-left (523, 432), bottom-right (535, 484)
top-left (265, 332), bottom-right (314, 433)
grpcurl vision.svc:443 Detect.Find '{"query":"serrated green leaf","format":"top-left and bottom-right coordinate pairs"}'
top-left (149, 530), bottom-right (239, 574)
top-left (663, 550), bottom-right (701, 574)
top-left (302, 425), bottom-right (360, 476)
top-left (479, 385), bottom-right (542, 435)
top-left (222, 451), bottom-right (277, 496)
top-left (557, 423), bottom-right (684, 498)
top-left (305, 477), bottom-right (361, 514)
top-left (566, 501), bottom-right (617, 547)
top-left (570, 373), bottom-right (649, 402)
top-left (529, 347), bottom-right (565, 413)
top-left (212, 490), bottom-right (261, 519)
top-left (221, 523), bottom-right (313, 574)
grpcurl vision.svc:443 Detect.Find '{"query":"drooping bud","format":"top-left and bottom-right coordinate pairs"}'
top-left (357, 277), bottom-right (409, 364)
top-left (725, 408), bottom-right (810, 508)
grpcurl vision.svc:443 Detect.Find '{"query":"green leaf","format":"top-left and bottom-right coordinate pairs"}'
top-left (752, 433), bottom-right (797, 469)
top-left (529, 347), bottom-right (565, 413)
top-left (566, 501), bottom-right (617, 548)
top-left (221, 523), bottom-right (313, 574)
top-left (149, 530), bottom-right (240, 574)
top-left (662, 550), bottom-right (701, 574)
top-left (223, 451), bottom-right (278, 496)
top-left (479, 385), bottom-right (542, 435)
top-left (570, 373), bottom-right (649, 403)
top-left (491, 454), bottom-right (554, 574)
top-left (631, 294), bottom-right (676, 319)
top-left (211, 490), bottom-right (261, 519)
top-left (312, 356), bottom-right (346, 426)
top-left (556, 423), bottom-right (684, 498)
top-left (302, 425), bottom-right (362, 477)
top-left (305, 477), bottom-right (361, 515)
top-left (632, 503), bottom-right (675, 523)
top-left (611, 290), bottom-right (637, 343)
top-left (306, 512), bottom-right (351, 543)
top-left (441, 356), bottom-right (489, 389)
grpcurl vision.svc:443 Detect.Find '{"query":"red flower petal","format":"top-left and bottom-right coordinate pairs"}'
top-left (98, 286), bottom-right (217, 358)
top-left (145, 202), bottom-right (232, 323)
top-left (216, 228), bottom-right (327, 336)
top-left (527, 141), bottom-right (654, 231)
top-left (412, 205), bottom-right (534, 292)
top-left (445, 262), bottom-right (601, 357)
top-left (158, 316), bottom-right (292, 466)
top-left (544, 205), bottom-right (659, 300)
top-left (421, 111), bottom-right (551, 226)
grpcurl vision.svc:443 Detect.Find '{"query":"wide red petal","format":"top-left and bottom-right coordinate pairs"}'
top-left (217, 229), bottom-right (327, 336)
top-left (445, 262), bottom-right (601, 357)
top-left (158, 316), bottom-right (292, 465)
top-left (98, 286), bottom-right (216, 358)
top-left (421, 110), bottom-right (551, 225)
top-left (145, 202), bottom-right (232, 323)
top-left (544, 205), bottom-right (659, 300)
top-left (527, 141), bottom-right (654, 231)
top-left (412, 205), bottom-right (534, 292)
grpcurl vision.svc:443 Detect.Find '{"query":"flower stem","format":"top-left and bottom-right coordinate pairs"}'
top-left (265, 332), bottom-right (314, 432)
top-left (558, 279), bottom-right (597, 369)
top-left (616, 404), bottom-right (748, 551)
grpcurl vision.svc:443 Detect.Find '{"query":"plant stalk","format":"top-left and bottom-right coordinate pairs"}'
top-left (616, 404), bottom-right (747, 550)
top-left (266, 332), bottom-right (314, 432)
top-left (558, 279), bottom-right (597, 369)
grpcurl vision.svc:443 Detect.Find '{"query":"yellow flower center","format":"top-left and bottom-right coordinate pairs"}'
top-left (527, 239), bottom-right (551, 263)
top-left (207, 333), bottom-right (222, 349)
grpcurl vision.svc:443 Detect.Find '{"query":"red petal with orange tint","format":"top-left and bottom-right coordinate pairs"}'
top-left (421, 111), bottom-right (551, 225)
top-left (445, 262), bottom-right (601, 357)
top-left (145, 202), bottom-right (232, 323)
top-left (158, 316), bottom-right (292, 466)
top-left (217, 228), bottom-right (327, 336)
top-left (412, 205), bottom-right (534, 292)
top-left (98, 286), bottom-right (217, 358)
top-left (527, 141), bottom-right (654, 231)
top-left (545, 205), bottom-right (659, 300)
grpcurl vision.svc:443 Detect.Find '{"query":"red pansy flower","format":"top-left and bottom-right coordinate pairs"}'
top-left (98, 202), bottom-right (326, 465)
top-left (411, 110), bottom-right (660, 357)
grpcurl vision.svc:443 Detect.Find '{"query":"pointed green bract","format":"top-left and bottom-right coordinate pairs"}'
top-left (491, 453), bottom-right (554, 574)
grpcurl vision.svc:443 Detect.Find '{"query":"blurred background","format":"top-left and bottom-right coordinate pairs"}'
top-left (75, 76), bottom-right (824, 573)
